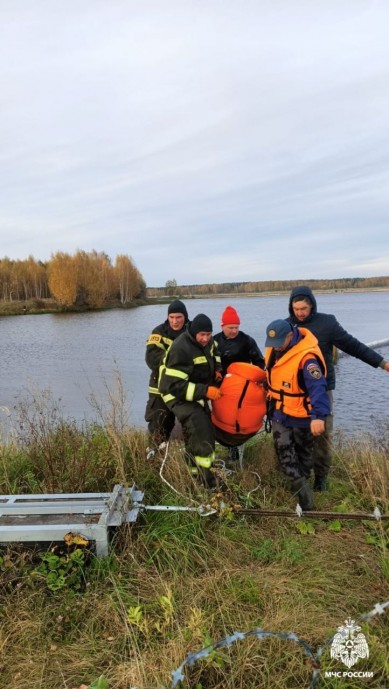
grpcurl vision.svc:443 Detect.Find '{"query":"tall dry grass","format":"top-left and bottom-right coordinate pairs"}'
top-left (0, 386), bottom-right (388, 688)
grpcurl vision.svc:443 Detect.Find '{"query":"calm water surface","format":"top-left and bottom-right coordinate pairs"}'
top-left (1, 292), bottom-right (388, 437)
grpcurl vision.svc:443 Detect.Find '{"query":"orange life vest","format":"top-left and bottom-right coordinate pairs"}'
top-left (265, 328), bottom-right (326, 418)
top-left (211, 362), bottom-right (267, 435)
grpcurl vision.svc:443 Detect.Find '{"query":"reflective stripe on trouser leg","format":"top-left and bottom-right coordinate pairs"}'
top-left (170, 401), bottom-right (215, 458)
top-left (194, 452), bottom-right (215, 469)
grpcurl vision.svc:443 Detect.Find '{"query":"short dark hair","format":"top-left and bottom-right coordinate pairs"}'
top-left (292, 295), bottom-right (312, 306)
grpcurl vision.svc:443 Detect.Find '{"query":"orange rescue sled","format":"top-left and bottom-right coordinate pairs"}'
top-left (211, 362), bottom-right (267, 446)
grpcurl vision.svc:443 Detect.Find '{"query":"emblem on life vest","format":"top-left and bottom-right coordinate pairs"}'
top-left (330, 618), bottom-right (369, 669)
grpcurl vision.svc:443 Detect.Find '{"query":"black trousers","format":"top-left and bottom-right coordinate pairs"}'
top-left (145, 394), bottom-right (176, 445)
top-left (171, 401), bottom-right (215, 459)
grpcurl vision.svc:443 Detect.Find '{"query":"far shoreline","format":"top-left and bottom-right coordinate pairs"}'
top-left (1, 287), bottom-right (388, 318)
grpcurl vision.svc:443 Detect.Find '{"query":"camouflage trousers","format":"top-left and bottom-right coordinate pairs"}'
top-left (313, 391), bottom-right (333, 479)
top-left (272, 421), bottom-right (314, 480)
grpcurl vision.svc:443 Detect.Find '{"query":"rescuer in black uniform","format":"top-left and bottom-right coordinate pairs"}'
top-left (159, 313), bottom-right (222, 487)
top-left (145, 300), bottom-right (189, 453)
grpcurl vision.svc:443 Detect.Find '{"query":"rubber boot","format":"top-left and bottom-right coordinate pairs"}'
top-left (291, 476), bottom-right (314, 511)
top-left (313, 475), bottom-right (328, 492)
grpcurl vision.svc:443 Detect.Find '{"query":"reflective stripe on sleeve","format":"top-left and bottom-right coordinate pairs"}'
top-left (162, 393), bottom-right (175, 404)
top-left (147, 340), bottom-right (166, 351)
top-left (164, 367), bottom-right (188, 380)
top-left (186, 382), bottom-right (196, 401)
top-left (148, 386), bottom-right (160, 395)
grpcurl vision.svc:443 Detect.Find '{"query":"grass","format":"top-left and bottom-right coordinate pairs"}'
top-left (0, 390), bottom-right (388, 689)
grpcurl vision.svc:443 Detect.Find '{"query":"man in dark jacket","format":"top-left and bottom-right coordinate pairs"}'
top-left (145, 299), bottom-right (189, 453)
top-left (287, 286), bottom-right (389, 490)
top-left (159, 313), bottom-right (222, 487)
top-left (214, 305), bottom-right (265, 374)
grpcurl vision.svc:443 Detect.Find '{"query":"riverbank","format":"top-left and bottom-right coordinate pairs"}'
top-left (0, 407), bottom-right (388, 688)
top-left (0, 297), bottom-right (148, 317)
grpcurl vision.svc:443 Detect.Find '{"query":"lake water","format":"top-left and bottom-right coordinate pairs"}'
top-left (1, 292), bottom-right (388, 438)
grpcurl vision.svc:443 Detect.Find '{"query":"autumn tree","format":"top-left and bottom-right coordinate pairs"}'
top-left (73, 250), bottom-right (110, 308)
top-left (26, 256), bottom-right (49, 299)
top-left (114, 255), bottom-right (143, 304)
top-left (0, 258), bottom-right (14, 300)
top-left (165, 278), bottom-right (177, 296)
top-left (48, 252), bottom-right (78, 306)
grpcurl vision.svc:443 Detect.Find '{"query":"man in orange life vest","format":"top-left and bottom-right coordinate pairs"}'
top-left (265, 319), bottom-right (330, 511)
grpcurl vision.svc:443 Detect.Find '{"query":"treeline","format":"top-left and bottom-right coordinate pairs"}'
top-left (0, 251), bottom-right (146, 307)
top-left (147, 275), bottom-right (389, 298)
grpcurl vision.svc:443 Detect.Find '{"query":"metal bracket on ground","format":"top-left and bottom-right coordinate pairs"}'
top-left (0, 484), bottom-right (144, 557)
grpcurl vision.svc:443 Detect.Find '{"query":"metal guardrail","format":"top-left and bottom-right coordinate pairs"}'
top-left (337, 338), bottom-right (389, 357)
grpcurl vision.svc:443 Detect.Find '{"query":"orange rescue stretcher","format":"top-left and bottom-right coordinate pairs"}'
top-left (211, 362), bottom-right (267, 447)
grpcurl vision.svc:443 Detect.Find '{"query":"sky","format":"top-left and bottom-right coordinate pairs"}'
top-left (1, 1), bottom-right (389, 288)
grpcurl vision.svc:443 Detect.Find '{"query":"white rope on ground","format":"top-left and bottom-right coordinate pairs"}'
top-left (158, 442), bottom-right (261, 516)
top-left (158, 441), bottom-right (217, 517)
top-left (245, 471), bottom-right (262, 505)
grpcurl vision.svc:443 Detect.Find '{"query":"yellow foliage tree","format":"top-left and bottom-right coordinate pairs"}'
top-left (114, 255), bottom-right (142, 304)
top-left (48, 252), bottom-right (78, 306)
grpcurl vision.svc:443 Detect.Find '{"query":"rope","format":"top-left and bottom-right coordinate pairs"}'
top-left (158, 441), bottom-right (217, 517)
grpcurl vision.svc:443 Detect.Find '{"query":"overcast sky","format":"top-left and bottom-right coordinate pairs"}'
top-left (1, 1), bottom-right (389, 287)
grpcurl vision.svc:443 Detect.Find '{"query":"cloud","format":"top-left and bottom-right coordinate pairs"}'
top-left (1, 0), bottom-right (389, 285)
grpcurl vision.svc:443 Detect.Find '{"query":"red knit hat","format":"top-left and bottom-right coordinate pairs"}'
top-left (221, 305), bottom-right (240, 326)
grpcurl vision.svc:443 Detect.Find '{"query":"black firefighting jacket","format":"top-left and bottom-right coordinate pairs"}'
top-left (145, 320), bottom-right (186, 395)
top-left (159, 330), bottom-right (221, 408)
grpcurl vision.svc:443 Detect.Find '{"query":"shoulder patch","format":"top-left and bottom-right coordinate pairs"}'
top-left (306, 362), bottom-right (322, 379)
top-left (147, 334), bottom-right (162, 345)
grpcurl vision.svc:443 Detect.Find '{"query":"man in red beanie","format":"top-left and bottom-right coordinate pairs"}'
top-left (214, 305), bottom-right (265, 375)
top-left (214, 305), bottom-right (265, 464)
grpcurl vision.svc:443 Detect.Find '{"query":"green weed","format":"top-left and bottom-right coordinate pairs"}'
top-left (31, 548), bottom-right (86, 592)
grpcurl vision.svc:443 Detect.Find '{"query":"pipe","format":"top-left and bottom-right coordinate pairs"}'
top-left (234, 508), bottom-right (387, 520)
top-left (337, 338), bottom-right (389, 358)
